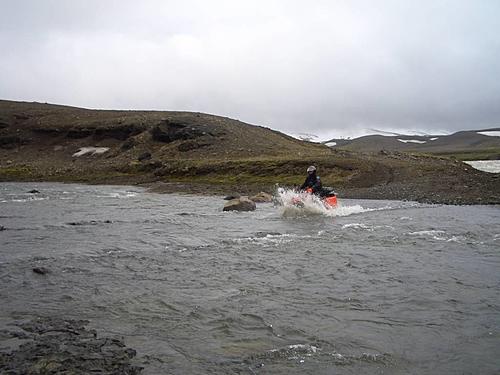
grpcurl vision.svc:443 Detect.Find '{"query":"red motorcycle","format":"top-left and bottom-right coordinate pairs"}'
top-left (291, 187), bottom-right (338, 209)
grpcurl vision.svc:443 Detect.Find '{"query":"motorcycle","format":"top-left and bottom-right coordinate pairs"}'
top-left (290, 187), bottom-right (338, 209)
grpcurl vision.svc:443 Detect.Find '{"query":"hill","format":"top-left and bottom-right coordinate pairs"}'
top-left (0, 100), bottom-right (499, 204)
top-left (324, 129), bottom-right (500, 160)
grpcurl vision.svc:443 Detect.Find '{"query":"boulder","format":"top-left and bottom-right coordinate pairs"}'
top-left (250, 192), bottom-right (273, 203)
top-left (27, 189), bottom-right (40, 194)
top-left (223, 196), bottom-right (256, 212)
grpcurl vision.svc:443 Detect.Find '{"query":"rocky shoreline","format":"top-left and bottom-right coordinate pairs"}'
top-left (0, 317), bottom-right (142, 374)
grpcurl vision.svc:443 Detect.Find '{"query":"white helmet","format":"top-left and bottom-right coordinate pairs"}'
top-left (307, 165), bottom-right (316, 173)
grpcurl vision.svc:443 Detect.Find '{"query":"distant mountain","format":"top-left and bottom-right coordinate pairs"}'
top-left (323, 129), bottom-right (500, 159)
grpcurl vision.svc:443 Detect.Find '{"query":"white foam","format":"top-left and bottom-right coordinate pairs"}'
top-left (10, 196), bottom-right (48, 203)
top-left (409, 230), bottom-right (445, 236)
top-left (342, 223), bottom-right (372, 230)
top-left (73, 147), bottom-right (110, 157)
top-left (408, 229), bottom-right (464, 242)
top-left (97, 191), bottom-right (138, 198)
top-left (232, 233), bottom-right (314, 246)
top-left (477, 131), bottom-right (500, 137)
top-left (275, 188), bottom-right (377, 218)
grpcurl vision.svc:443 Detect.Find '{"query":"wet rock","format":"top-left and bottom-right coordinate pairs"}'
top-left (0, 226), bottom-right (6, 231)
top-left (67, 220), bottom-right (113, 226)
top-left (249, 192), bottom-right (273, 203)
top-left (0, 317), bottom-right (142, 374)
top-left (28, 189), bottom-right (40, 194)
top-left (32, 267), bottom-right (50, 275)
top-left (223, 196), bottom-right (256, 212)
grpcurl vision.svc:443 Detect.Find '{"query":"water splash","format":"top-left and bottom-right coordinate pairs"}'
top-left (274, 188), bottom-right (375, 218)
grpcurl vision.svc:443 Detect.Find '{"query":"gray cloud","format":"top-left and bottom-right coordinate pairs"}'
top-left (1, 0), bottom-right (499, 138)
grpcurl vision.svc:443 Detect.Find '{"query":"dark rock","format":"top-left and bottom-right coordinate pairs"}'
top-left (121, 138), bottom-right (136, 151)
top-left (31, 127), bottom-right (64, 137)
top-left (28, 189), bottom-right (40, 194)
top-left (94, 124), bottom-right (143, 140)
top-left (66, 128), bottom-right (94, 139)
top-left (177, 140), bottom-right (211, 152)
top-left (150, 119), bottom-right (217, 143)
top-left (32, 267), bottom-right (50, 275)
top-left (0, 225), bottom-right (5, 231)
top-left (223, 197), bottom-right (256, 212)
top-left (0, 317), bottom-right (142, 374)
top-left (13, 113), bottom-right (30, 120)
top-left (137, 152), bottom-right (152, 161)
top-left (0, 135), bottom-right (22, 148)
top-left (138, 160), bottom-right (162, 172)
top-left (224, 194), bottom-right (241, 200)
top-left (67, 220), bottom-right (113, 226)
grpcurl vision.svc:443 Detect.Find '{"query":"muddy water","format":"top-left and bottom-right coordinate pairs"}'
top-left (0, 182), bottom-right (499, 374)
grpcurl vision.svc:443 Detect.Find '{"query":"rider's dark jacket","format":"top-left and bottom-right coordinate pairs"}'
top-left (300, 172), bottom-right (322, 193)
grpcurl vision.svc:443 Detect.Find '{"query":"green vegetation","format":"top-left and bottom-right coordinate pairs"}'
top-left (0, 166), bottom-right (33, 180)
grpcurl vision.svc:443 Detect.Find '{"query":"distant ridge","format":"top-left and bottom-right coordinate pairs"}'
top-left (323, 128), bottom-right (500, 159)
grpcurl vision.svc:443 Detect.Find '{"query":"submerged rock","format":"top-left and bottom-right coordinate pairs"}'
top-left (249, 192), bottom-right (273, 203)
top-left (223, 196), bottom-right (256, 212)
top-left (27, 189), bottom-right (40, 194)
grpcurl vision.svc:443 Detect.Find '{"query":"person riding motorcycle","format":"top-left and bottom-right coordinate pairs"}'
top-left (300, 165), bottom-right (322, 194)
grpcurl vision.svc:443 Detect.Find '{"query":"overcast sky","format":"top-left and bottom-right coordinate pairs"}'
top-left (1, 0), bottom-right (499, 139)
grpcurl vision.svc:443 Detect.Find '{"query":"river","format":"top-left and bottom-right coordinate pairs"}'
top-left (0, 182), bottom-right (499, 374)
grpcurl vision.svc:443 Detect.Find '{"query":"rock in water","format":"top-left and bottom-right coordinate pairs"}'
top-left (32, 267), bottom-right (50, 275)
top-left (223, 196), bottom-right (256, 212)
top-left (0, 317), bottom-right (142, 375)
top-left (250, 192), bottom-right (273, 203)
top-left (27, 189), bottom-right (40, 194)
top-left (223, 193), bottom-right (241, 200)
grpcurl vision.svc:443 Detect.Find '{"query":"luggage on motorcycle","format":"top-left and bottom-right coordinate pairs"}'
top-left (320, 187), bottom-right (336, 197)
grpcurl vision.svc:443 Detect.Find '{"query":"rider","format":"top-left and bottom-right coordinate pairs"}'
top-left (300, 165), bottom-right (322, 194)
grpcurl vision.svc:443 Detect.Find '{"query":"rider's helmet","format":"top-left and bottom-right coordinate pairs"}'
top-left (307, 165), bottom-right (316, 174)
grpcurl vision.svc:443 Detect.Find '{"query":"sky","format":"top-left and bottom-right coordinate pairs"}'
top-left (1, 0), bottom-right (499, 139)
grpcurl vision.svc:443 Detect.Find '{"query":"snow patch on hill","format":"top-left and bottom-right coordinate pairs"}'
top-left (477, 131), bottom-right (500, 137)
top-left (397, 139), bottom-right (427, 144)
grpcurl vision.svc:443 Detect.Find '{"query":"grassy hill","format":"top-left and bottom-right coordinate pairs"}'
top-left (0, 100), bottom-right (499, 204)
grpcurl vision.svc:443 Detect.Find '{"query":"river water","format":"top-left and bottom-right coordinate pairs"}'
top-left (0, 182), bottom-right (499, 374)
